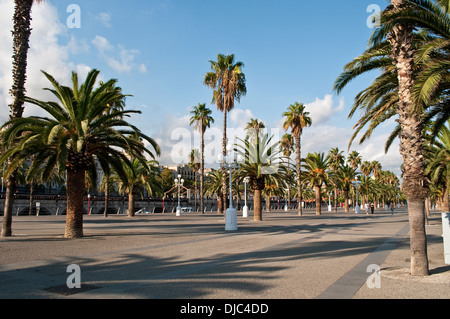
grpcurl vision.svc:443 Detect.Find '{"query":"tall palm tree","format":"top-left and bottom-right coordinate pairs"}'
top-left (1, 69), bottom-right (160, 238)
top-left (245, 118), bottom-right (266, 139)
top-left (302, 152), bottom-right (329, 215)
top-left (2, 0), bottom-right (43, 237)
top-left (382, 0), bottom-right (432, 276)
top-left (190, 103), bottom-right (214, 214)
top-left (204, 54), bottom-right (246, 213)
top-left (235, 133), bottom-right (284, 221)
top-left (283, 102), bottom-right (312, 215)
top-left (426, 120), bottom-right (450, 212)
top-left (328, 147), bottom-right (345, 212)
top-left (347, 151), bottom-right (362, 171)
top-left (280, 133), bottom-right (295, 208)
top-left (188, 149), bottom-right (201, 211)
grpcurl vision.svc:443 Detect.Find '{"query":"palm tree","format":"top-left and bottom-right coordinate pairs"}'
top-left (204, 54), bottom-right (246, 213)
top-left (245, 118), bottom-right (266, 139)
top-left (283, 102), bottom-right (312, 215)
top-left (280, 133), bottom-right (295, 208)
top-left (188, 149), bottom-right (201, 211)
top-left (302, 152), bottom-right (329, 215)
top-left (1, 69), bottom-right (160, 238)
top-left (426, 120), bottom-right (450, 212)
top-left (190, 103), bottom-right (214, 214)
top-left (235, 133), bottom-right (284, 221)
top-left (2, 0), bottom-right (43, 237)
top-left (328, 147), bottom-right (345, 212)
top-left (347, 151), bottom-right (362, 171)
top-left (115, 159), bottom-right (162, 217)
top-left (335, 165), bottom-right (359, 213)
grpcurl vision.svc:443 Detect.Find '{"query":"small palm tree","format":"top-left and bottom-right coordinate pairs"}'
top-left (302, 152), bottom-right (329, 215)
top-left (283, 102), bottom-right (312, 215)
top-left (115, 159), bottom-right (162, 217)
top-left (335, 165), bottom-right (359, 213)
top-left (235, 133), bottom-right (285, 221)
top-left (190, 103), bottom-right (214, 214)
top-left (1, 69), bottom-right (160, 238)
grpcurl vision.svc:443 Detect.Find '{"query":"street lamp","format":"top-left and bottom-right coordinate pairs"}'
top-left (243, 177), bottom-right (250, 218)
top-left (175, 174), bottom-right (184, 216)
top-left (219, 144), bottom-right (242, 231)
top-left (87, 194), bottom-right (91, 215)
top-left (351, 177), bottom-right (362, 214)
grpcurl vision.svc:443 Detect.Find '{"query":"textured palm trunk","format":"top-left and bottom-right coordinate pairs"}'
top-left (389, 0), bottom-right (429, 276)
top-left (295, 136), bottom-right (302, 215)
top-left (28, 181), bottom-right (34, 216)
top-left (266, 195), bottom-right (271, 212)
top-left (200, 128), bottom-right (205, 214)
top-left (315, 185), bottom-right (322, 215)
top-left (65, 168), bottom-right (85, 238)
top-left (128, 191), bottom-right (136, 217)
top-left (104, 177), bottom-right (109, 217)
top-left (1, 174), bottom-right (16, 237)
top-left (254, 189), bottom-right (262, 221)
top-left (221, 109), bottom-right (227, 214)
top-left (2, 0), bottom-right (34, 238)
top-left (344, 189), bottom-right (349, 213)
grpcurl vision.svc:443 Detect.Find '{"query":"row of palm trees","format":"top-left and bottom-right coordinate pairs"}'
top-left (334, 0), bottom-right (449, 276)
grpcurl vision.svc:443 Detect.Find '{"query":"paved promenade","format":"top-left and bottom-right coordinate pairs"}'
top-left (0, 207), bottom-right (449, 300)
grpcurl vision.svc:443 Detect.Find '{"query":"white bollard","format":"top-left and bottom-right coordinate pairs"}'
top-left (225, 207), bottom-right (238, 231)
top-left (442, 213), bottom-right (450, 265)
top-left (243, 206), bottom-right (249, 218)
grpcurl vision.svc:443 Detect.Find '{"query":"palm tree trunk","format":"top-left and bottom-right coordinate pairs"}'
top-left (104, 177), bottom-right (109, 217)
top-left (200, 129), bottom-right (205, 214)
top-left (344, 189), bottom-right (349, 213)
top-left (254, 188), bottom-right (262, 221)
top-left (128, 192), bottom-right (135, 217)
top-left (266, 194), bottom-right (271, 212)
top-left (295, 136), bottom-right (302, 215)
top-left (315, 186), bottom-right (322, 215)
top-left (1, 174), bottom-right (16, 237)
top-left (389, 0), bottom-right (429, 276)
top-left (28, 180), bottom-right (34, 216)
top-left (2, 0), bottom-right (34, 238)
top-left (221, 109), bottom-right (228, 214)
top-left (65, 168), bottom-right (85, 238)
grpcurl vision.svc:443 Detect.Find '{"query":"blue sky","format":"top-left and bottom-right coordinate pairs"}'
top-left (0, 0), bottom-right (402, 174)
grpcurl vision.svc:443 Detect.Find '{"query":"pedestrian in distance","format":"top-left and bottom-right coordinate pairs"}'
top-left (365, 202), bottom-right (369, 215)
top-left (370, 202), bottom-right (375, 214)
top-left (390, 203), bottom-right (394, 215)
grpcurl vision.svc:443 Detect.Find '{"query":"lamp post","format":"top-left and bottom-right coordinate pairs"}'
top-left (175, 174), bottom-right (184, 216)
top-left (219, 145), bottom-right (242, 231)
top-left (243, 177), bottom-right (250, 218)
top-left (351, 178), bottom-right (362, 214)
top-left (87, 194), bottom-right (91, 215)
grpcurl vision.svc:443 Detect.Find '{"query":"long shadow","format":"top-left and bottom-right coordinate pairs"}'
top-left (0, 229), bottom-right (399, 299)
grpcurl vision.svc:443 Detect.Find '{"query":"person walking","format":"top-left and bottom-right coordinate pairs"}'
top-left (390, 202), bottom-right (394, 215)
top-left (364, 202), bottom-right (369, 215)
top-left (370, 202), bottom-right (375, 214)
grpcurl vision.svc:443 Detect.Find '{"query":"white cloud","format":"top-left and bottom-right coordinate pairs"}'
top-left (305, 94), bottom-right (345, 125)
top-left (92, 35), bottom-right (113, 53)
top-left (0, 0), bottom-right (91, 123)
top-left (229, 108), bottom-right (254, 128)
top-left (96, 12), bottom-right (112, 28)
top-left (92, 36), bottom-right (144, 74)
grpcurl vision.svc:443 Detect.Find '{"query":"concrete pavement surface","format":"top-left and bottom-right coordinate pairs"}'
top-left (0, 207), bottom-right (449, 300)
